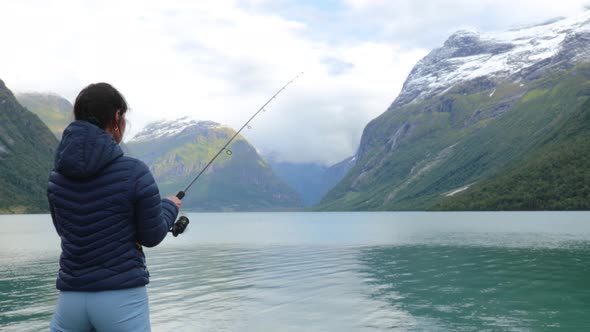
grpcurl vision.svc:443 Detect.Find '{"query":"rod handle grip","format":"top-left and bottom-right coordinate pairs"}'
top-left (176, 191), bottom-right (185, 200)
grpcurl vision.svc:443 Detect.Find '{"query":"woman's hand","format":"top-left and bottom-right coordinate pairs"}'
top-left (166, 196), bottom-right (182, 209)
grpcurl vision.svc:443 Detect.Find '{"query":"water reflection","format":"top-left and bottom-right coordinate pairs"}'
top-left (147, 245), bottom-right (404, 331)
top-left (357, 245), bottom-right (590, 331)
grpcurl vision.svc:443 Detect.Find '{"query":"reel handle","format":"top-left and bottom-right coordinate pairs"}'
top-left (170, 191), bottom-right (189, 237)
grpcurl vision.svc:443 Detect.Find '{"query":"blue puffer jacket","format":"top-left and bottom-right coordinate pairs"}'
top-left (47, 121), bottom-right (179, 291)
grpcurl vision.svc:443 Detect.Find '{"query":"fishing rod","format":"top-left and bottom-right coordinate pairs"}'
top-left (170, 72), bottom-right (304, 236)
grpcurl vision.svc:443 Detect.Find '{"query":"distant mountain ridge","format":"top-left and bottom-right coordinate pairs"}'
top-left (127, 117), bottom-right (303, 211)
top-left (0, 81), bottom-right (58, 213)
top-left (267, 156), bottom-right (355, 207)
top-left (16, 92), bottom-right (73, 139)
top-left (318, 12), bottom-right (590, 211)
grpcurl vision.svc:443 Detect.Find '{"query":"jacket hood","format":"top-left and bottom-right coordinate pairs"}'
top-left (54, 121), bottom-right (124, 179)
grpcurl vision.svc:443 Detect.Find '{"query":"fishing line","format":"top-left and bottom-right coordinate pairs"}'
top-left (170, 72), bottom-right (304, 236)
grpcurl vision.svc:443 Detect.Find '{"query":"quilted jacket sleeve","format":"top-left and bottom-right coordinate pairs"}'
top-left (132, 161), bottom-right (179, 247)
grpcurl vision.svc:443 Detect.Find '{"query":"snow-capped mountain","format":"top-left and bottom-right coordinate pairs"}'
top-left (394, 11), bottom-right (590, 107)
top-left (319, 11), bottom-right (590, 211)
top-left (126, 117), bottom-right (303, 211)
top-left (131, 116), bottom-right (224, 142)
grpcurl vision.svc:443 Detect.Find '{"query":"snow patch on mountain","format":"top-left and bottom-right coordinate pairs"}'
top-left (131, 116), bottom-right (225, 142)
top-left (394, 11), bottom-right (590, 107)
top-left (445, 185), bottom-right (472, 197)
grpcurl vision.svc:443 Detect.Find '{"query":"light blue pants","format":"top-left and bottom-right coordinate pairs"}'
top-left (50, 287), bottom-right (150, 332)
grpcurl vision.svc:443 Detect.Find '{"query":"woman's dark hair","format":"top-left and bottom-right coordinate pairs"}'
top-left (74, 82), bottom-right (127, 129)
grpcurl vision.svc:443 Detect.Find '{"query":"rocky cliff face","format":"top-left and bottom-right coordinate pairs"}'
top-left (318, 12), bottom-right (590, 211)
top-left (127, 117), bottom-right (303, 211)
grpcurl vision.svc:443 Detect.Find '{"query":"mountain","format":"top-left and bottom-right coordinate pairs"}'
top-left (0, 80), bottom-right (58, 213)
top-left (126, 117), bottom-right (303, 211)
top-left (267, 156), bottom-right (355, 207)
top-left (16, 93), bottom-right (73, 139)
top-left (317, 12), bottom-right (590, 211)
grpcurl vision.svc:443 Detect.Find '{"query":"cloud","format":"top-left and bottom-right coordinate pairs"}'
top-left (339, 0), bottom-right (590, 47)
top-left (0, 0), bottom-right (426, 166)
top-left (0, 0), bottom-right (588, 165)
top-left (321, 57), bottom-right (355, 76)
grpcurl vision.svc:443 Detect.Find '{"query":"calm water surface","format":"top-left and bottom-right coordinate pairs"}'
top-left (1, 212), bottom-right (589, 331)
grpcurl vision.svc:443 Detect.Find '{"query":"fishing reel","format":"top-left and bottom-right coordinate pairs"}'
top-left (170, 190), bottom-right (189, 237)
top-left (171, 216), bottom-right (189, 237)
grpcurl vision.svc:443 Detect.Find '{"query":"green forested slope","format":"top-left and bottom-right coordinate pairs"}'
top-left (0, 80), bottom-right (58, 213)
top-left (433, 97), bottom-right (590, 210)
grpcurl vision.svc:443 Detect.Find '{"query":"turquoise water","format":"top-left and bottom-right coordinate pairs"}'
top-left (1, 212), bottom-right (589, 331)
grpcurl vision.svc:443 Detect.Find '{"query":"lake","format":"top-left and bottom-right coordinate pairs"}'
top-left (1, 212), bottom-right (589, 331)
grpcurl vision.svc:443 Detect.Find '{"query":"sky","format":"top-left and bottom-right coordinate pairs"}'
top-left (1, 0), bottom-right (589, 165)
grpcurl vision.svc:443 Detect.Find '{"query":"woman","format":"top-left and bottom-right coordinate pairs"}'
top-left (48, 83), bottom-right (181, 331)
